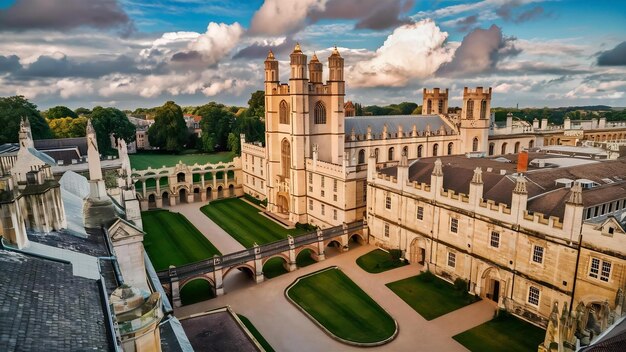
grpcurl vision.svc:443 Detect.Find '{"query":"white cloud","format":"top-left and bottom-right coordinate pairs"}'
top-left (348, 19), bottom-right (454, 87)
top-left (56, 78), bottom-right (93, 98)
top-left (249, 0), bottom-right (327, 35)
top-left (188, 22), bottom-right (245, 65)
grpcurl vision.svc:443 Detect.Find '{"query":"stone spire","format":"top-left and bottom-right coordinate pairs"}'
top-left (513, 174), bottom-right (527, 194)
top-left (471, 167), bottom-right (483, 184)
top-left (293, 42), bottom-right (302, 53)
top-left (567, 182), bottom-right (583, 205)
top-left (86, 118), bottom-right (102, 181)
top-left (266, 49), bottom-right (275, 60)
top-left (18, 116), bottom-right (34, 149)
top-left (432, 159), bottom-right (443, 176)
top-left (330, 45), bottom-right (341, 57)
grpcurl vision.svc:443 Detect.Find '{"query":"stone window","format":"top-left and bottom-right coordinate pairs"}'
top-left (589, 257), bottom-right (611, 282)
top-left (490, 231), bottom-right (500, 248)
top-left (388, 147), bottom-right (394, 161)
top-left (480, 100), bottom-right (487, 119)
top-left (447, 142), bottom-right (453, 155)
top-left (417, 145), bottom-right (423, 158)
top-left (260, 181), bottom-right (263, 189)
top-left (333, 179), bottom-right (338, 192)
top-left (384, 223), bottom-right (390, 237)
top-left (438, 99), bottom-right (444, 113)
top-left (309, 185), bottom-right (313, 192)
top-left (528, 286), bottom-right (540, 306)
top-left (362, 182), bottom-right (367, 202)
top-left (321, 190), bottom-right (325, 197)
top-left (333, 209), bottom-right (337, 220)
top-left (466, 99), bottom-right (474, 119)
top-left (321, 176), bottom-right (325, 188)
top-left (314, 101), bottom-right (326, 124)
top-left (417, 206), bottom-right (424, 220)
top-left (532, 245), bottom-right (544, 264)
top-left (447, 252), bottom-right (456, 268)
top-left (252, 178), bottom-right (255, 186)
top-left (309, 199), bottom-right (313, 210)
top-left (321, 204), bottom-right (325, 216)
top-left (333, 194), bottom-right (337, 202)
top-left (433, 143), bottom-right (439, 157)
top-left (309, 172), bottom-right (313, 184)
top-left (450, 218), bottom-right (458, 233)
top-left (279, 100), bottom-right (289, 124)
top-left (472, 138), bottom-right (479, 152)
top-left (385, 196), bottom-right (391, 210)
top-left (358, 149), bottom-right (365, 164)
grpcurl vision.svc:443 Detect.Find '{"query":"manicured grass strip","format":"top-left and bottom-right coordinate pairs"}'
top-left (129, 151), bottom-right (234, 170)
top-left (453, 314), bottom-right (545, 352)
top-left (386, 272), bottom-right (479, 320)
top-left (201, 198), bottom-right (307, 248)
top-left (180, 279), bottom-right (215, 306)
top-left (296, 249), bottom-right (317, 267)
top-left (141, 210), bottom-right (221, 271)
top-left (262, 257), bottom-right (289, 279)
top-left (356, 249), bottom-right (408, 273)
top-left (286, 267), bottom-right (397, 345)
top-left (237, 315), bottom-right (276, 352)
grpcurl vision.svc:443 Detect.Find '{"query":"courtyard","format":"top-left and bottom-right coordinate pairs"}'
top-left (129, 151), bottom-right (234, 170)
top-left (200, 197), bottom-right (308, 248)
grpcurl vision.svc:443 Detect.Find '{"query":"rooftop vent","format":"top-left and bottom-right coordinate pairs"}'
top-left (555, 178), bottom-right (574, 188)
top-left (576, 178), bottom-right (598, 189)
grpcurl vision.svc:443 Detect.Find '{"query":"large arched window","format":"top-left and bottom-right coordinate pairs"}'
top-left (447, 142), bottom-right (454, 155)
top-left (433, 143), bottom-right (439, 156)
top-left (466, 99), bottom-right (474, 119)
top-left (279, 100), bottom-right (289, 125)
top-left (489, 143), bottom-right (495, 156)
top-left (281, 139), bottom-right (291, 179)
top-left (417, 145), bottom-right (423, 158)
top-left (314, 101), bottom-right (326, 124)
top-left (472, 137), bottom-right (479, 152)
top-left (501, 143), bottom-right (507, 155)
top-left (388, 147), bottom-right (394, 161)
top-left (358, 149), bottom-right (365, 164)
top-left (480, 100), bottom-right (487, 119)
top-left (426, 99), bottom-right (432, 114)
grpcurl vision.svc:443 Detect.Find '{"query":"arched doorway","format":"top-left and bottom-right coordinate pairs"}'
top-left (217, 185), bottom-right (223, 198)
top-left (206, 187), bottom-right (212, 200)
top-left (162, 192), bottom-right (170, 207)
top-left (325, 239), bottom-right (343, 258)
top-left (350, 233), bottom-right (366, 245)
top-left (480, 267), bottom-right (503, 304)
top-left (228, 184), bottom-right (234, 197)
top-left (193, 187), bottom-right (201, 202)
top-left (277, 194), bottom-right (289, 214)
top-left (177, 172), bottom-right (185, 182)
top-left (410, 237), bottom-right (427, 265)
top-left (179, 188), bottom-right (187, 203)
top-left (148, 194), bottom-right (156, 209)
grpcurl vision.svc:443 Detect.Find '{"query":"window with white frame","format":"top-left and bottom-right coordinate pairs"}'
top-left (490, 231), bottom-right (500, 248)
top-left (384, 223), bottom-right (390, 237)
top-left (528, 286), bottom-right (540, 306)
top-left (589, 257), bottom-right (612, 282)
top-left (532, 245), bottom-right (544, 264)
top-left (450, 218), bottom-right (458, 233)
top-left (385, 196), bottom-right (391, 209)
top-left (447, 252), bottom-right (456, 268)
top-left (416, 206), bottom-right (424, 220)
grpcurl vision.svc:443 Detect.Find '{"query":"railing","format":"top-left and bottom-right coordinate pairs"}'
top-left (156, 220), bottom-right (366, 281)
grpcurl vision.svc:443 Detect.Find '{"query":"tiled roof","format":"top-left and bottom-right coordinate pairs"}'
top-left (0, 249), bottom-right (112, 351)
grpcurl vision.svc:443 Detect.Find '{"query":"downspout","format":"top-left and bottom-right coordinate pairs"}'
top-left (570, 233), bottom-right (583, 312)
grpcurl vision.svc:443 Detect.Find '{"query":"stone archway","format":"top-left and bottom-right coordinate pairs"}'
top-left (179, 188), bottom-right (187, 203)
top-left (409, 236), bottom-right (427, 265)
top-left (479, 266), bottom-right (503, 305)
top-left (277, 193), bottom-right (289, 214)
top-left (162, 191), bottom-right (170, 207)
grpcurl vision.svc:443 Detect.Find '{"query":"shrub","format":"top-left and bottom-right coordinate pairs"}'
top-left (454, 278), bottom-right (469, 292)
top-left (295, 223), bottom-right (317, 231)
top-left (419, 271), bottom-right (436, 283)
top-left (389, 249), bottom-right (403, 264)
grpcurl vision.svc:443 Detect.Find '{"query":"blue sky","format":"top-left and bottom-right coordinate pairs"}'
top-left (0, 0), bottom-right (624, 109)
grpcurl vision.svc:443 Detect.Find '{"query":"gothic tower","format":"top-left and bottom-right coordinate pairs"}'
top-left (422, 88), bottom-right (449, 115)
top-left (83, 119), bottom-right (116, 228)
top-left (460, 87), bottom-right (491, 154)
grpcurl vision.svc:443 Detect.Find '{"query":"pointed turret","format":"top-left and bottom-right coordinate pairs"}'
top-left (264, 49), bottom-right (278, 83)
top-left (513, 174), bottom-right (527, 194)
top-left (290, 42), bottom-right (307, 80)
top-left (469, 167), bottom-right (484, 206)
top-left (432, 159), bottom-right (443, 177)
top-left (86, 119), bottom-right (102, 181)
top-left (18, 116), bottom-right (34, 149)
top-left (567, 182), bottom-right (583, 205)
top-left (308, 52), bottom-right (323, 83)
top-left (328, 46), bottom-right (344, 81)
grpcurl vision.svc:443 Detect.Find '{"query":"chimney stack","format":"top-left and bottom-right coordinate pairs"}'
top-left (517, 150), bottom-right (528, 173)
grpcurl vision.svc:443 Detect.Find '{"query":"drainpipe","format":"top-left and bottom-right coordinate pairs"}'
top-left (570, 233), bottom-right (583, 312)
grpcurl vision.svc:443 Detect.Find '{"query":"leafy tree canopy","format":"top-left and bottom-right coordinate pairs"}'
top-left (147, 101), bottom-right (188, 153)
top-left (45, 105), bottom-right (78, 120)
top-left (197, 102), bottom-right (236, 153)
top-left (74, 107), bottom-right (91, 116)
top-left (48, 116), bottom-right (88, 138)
top-left (91, 106), bottom-right (136, 154)
top-left (247, 90), bottom-right (265, 119)
top-left (0, 95), bottom-right (52, 143)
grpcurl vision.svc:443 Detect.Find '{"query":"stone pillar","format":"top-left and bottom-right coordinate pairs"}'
top-left (253, 244), bottom-right (265, 283)
top-left (316, 228), bottom-right (326, 261)
top-left (287, 236), bottom-right (297, 271)
top-left (213, 256), bottom-right (224, 296)
top-left (142, 180), bottom-right (146, 198)
top-left (169, 194), bottom-right (176, 206)
top-left (169, 265), bottom-right (181, 308)
top-left (341, 222), bottom-right (349, 252)
top-left (156, 179), bottom-right (160, 194)
top-left (155, 197), bottom-right (163, 209)
top-left (201, 191), bottom-right (207, 202)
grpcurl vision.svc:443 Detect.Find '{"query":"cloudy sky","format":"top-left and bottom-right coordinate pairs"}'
top-left (0, 0), bottom-right (625, 110)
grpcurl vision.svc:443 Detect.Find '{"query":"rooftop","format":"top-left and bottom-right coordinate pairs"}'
top-left (345, 115), bottom-right (450, 136)
top-left (180, 308), bottom-right (261, 352)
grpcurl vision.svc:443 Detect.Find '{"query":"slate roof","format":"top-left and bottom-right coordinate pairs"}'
top-left (180, 309), bottom-right (260, 352)
top-left (34, 138), bottom-right (88, 157)
top-left (345, 115), bottom-right (449, 135)
top-left (0, 249), bottom-right (112, 351)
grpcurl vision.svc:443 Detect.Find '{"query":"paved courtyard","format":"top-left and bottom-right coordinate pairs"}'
top-left (174, 243), bottom-right (496, 352)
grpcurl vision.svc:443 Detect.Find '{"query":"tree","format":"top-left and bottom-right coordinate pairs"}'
top-left (91, 106), bottom-right (136, 154)
top-left (0, 96), bottom-right (52, 143)
top-left (48, 116), bottom-right (88, 138)
top-left (227, 132), bottom-right (240, 154)
top-left (74, 107), bottom-right (91, 116)
top-left (46, 105), bottom-right (78, 119)
top-left (247, 90), bottom-right (265, 118)
top-left (197, 102), bottom-right (236, 152)
top-left (147, 101), bottom-right (187, 152)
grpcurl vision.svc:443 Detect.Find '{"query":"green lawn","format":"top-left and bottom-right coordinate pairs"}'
top-left (286, 267), bottom-right (397, 345)
top-left (237, 315), bottom-right (276, 352)
top-left (356, 249), bottom-right (408, 273)
top-left (180, 279), bottom-right (215, 306)
top-left (200, 198), bottom-right (307, 248)
top-left (386, 272), bottom-right (479, 320)
top-left (262, 257), bottom-right (289, 279)
top-left (141, 210), bottom-right (221, 271)
top-left (453, 314), bottom-right (545, 352)
top-left (130, 151), bottom-right (234, 170)
top-left (296, 249), bottom-right (317, 267)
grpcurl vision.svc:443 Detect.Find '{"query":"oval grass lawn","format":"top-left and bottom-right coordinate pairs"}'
top-left (285, 267), bottom-right (397, 346)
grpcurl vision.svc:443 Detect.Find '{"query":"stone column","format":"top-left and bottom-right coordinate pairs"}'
top-left (156, 178), bottom-right (160, 194)
top-left (213, 256), bottom-right (224, 296)
top-left (287, 236), bottom-right (297, 271)
top-left (253, 243), bottom-right (265, 283)
top-left (169, 265), bottom-right (181, 308)
top-left (316, 228), bottom-right (326, 261)
top-left (142, 180), bottom-right (146, 198)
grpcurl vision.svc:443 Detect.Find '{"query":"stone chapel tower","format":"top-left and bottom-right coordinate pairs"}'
top-left (263, 44), bottom-right (345, 223)
top-left (459, 87), bottom-right (491, 153)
